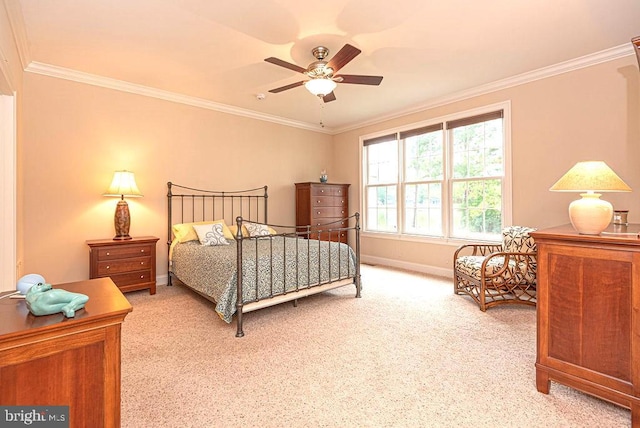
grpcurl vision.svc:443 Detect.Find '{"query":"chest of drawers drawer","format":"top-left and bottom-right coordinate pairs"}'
top-left (87, 236), bottom-right (159, 295)
top-left (312, 206), bottom-right (348, 218)
top-left (311, 196), bottom-right (348, 208)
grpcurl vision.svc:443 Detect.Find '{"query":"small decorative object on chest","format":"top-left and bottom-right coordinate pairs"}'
top-left (320, 169), bottom-right (328, 183)
top-left (26, 283), bottom-right (89, 317)
top-left (613, 210), bottom-right (629, 225)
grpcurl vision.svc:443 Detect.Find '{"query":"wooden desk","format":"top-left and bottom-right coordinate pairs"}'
top-left (531, 224), bottom-right (639, 427)
top-left (0, 278), bottom-right (132, 428)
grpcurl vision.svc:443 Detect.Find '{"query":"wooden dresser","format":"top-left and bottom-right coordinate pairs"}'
top-left (531, 224), bottom-right (639, 427)
top-left (0, 278), bottom-right (132, 428)
top-left (295, 182), bottom-right (350, 243)
top-left (87, 236), bottom-right (159, 294)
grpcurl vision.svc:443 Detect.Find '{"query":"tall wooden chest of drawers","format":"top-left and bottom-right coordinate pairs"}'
top-left (87, 236), bottom-right (159, 294)
top-left (295, 182), bottom-right (350, 244)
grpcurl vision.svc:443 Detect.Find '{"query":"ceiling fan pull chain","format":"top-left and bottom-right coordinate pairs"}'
top-left (319, 98), bottom-right (325, 128)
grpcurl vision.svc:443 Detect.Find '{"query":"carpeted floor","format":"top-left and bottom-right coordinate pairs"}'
top-left (120, 264), bottom-right (631, 427)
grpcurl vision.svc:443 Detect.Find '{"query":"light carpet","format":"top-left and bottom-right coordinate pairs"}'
top-left (120, 264), bottom-right (631, 427)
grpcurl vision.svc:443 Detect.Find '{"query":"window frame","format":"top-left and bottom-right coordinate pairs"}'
top-left (359, 101), bottom-right (512, 245)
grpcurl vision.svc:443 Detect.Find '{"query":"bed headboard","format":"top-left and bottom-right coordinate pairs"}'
top-left (167, 182), bottom-right (268, 247)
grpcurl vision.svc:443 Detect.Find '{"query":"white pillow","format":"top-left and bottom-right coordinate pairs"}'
top-left (193, 223), bottom-right (230, 246)
top-left (245, 222), bottom-right (271, 237)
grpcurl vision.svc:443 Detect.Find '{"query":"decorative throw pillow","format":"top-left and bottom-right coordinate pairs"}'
top-left (172, 220), bottom-right (233, 242)
top-left (245, 222), bottom-right (271, 237)
top-left (229, 224), bottom-right (277, 238)
top-left (193, 223), bottom-right (230, 246)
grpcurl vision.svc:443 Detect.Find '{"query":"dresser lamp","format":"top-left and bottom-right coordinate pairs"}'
top-left (550, 161), bottom-right (631, 235)
top-left (103, 170), bottom-right (143, 240)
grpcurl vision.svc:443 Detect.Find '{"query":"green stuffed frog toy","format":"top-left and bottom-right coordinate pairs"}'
top-left (25, 283), bottom-right (89, 317)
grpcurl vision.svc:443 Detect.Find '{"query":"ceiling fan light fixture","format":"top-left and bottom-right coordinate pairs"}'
top-left (305, 78), bottom-right (337, 97)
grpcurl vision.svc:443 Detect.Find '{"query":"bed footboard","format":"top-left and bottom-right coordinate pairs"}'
top-left (234, 213), bottom-right (361, 338)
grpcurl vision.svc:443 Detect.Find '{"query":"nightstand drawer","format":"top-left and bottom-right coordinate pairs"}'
top-left (96, 244), bottom-right (154, 261)
top-left (108, 270), bottom-right (153, 287)
top-left (97, 256), bottom-right (151, 276)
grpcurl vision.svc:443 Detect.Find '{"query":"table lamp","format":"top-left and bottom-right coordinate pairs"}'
top-left (550, 161), bottom-right (631, 235)
top-left (103, 170), bottom-right (143, 240)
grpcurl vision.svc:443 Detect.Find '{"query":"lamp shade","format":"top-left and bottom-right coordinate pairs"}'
top-left (550, 161), bottom-right (631, 235)
top-left (304, 78), bottom-right (337, 96)
top-left (549, 161), bottom-right (631, 192)
top-left (103, 170), bottom-right (143, 197)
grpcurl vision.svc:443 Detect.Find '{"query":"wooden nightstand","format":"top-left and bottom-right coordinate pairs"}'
top-left (87, 236), bottom-right (159, 294)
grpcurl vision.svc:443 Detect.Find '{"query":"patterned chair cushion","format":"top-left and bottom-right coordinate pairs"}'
top-left (455, 255), bottom-right (536, 284)
top-left (502, 226), bottom-right (537, 253)
top-left (455, 255), bottom-right (510, 279)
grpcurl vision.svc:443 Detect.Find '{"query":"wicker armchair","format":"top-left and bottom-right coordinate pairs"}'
top-left (453, 226), bottom-right (537, 311)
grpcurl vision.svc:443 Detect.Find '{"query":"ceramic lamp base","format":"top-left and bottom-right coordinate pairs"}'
top-left (113, 199), bottom-right (132, 240)
top-left (568, 193), bottom-right (612, 235)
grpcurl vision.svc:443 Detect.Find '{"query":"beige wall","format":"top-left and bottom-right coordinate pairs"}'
top-left (334, 55), bottom-right (640, 275)
top-left (17, 53), bottom-right (640, 285)
top-left (21, 73), bottom-right (333, 284)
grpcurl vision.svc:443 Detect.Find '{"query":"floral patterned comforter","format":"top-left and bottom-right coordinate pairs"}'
top-left (171, 236), bottom-right (357, 322)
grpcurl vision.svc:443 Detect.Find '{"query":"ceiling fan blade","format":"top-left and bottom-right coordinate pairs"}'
top-left (335, 74), bottom-right (383, 85)
top-left (326, 44), bottom-right (361, 73)
top-left (322, 91), bottom-right (337, 103)
top-left (268, 81), bottom-right (306, 93)
top-left (264, 57), bottom-right (307, 74)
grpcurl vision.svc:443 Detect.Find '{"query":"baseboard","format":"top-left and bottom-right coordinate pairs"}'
top-left (157, 274), bottom-right (169, 286)
top-left (360, 255), bottom-right (453, 279)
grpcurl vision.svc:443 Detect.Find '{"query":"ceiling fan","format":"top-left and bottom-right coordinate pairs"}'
top-left (264, 44), bottom-right (383, 103)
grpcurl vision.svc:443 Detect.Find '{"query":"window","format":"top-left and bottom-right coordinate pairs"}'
top-left (361, 104), bottom-right (510, 242)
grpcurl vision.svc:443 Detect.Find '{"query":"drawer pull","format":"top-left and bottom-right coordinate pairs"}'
top-left (141, 249), bottom-right (145, 253)
top-left (317, 200), bottom-right (321, 203)
top-left (140, 262), bottom-right (145, 265)
top-left (321, 189), bottom-right (324, 193)
top-left (106, 252), bottom-right (110, 256)
top-left (106, 266), bottom-right (110, 269)
top-left (317, 211), bottom-right (321, 215)
top-left (140, 275), bottom-right (145, 279)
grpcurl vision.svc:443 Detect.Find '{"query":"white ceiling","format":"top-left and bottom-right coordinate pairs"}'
top-left (9, 0), bottom-right (640, 132)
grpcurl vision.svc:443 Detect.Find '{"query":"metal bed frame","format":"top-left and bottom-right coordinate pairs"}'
top-left (167, 182), bottom-right (361, 337)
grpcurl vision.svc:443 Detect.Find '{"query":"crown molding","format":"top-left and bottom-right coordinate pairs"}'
top-left (24, 61), bottom-right (331, 134)
top-left (22, 42), bottom-right (634, 136)
top-left (3, 0), bottom-right (31, 70)
top-left (332, 43), bottom-right (636, 134)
